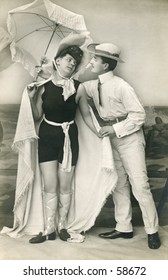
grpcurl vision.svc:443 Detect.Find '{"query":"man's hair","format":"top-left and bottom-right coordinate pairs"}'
top-left (100, 56), bottom-right (117, 71)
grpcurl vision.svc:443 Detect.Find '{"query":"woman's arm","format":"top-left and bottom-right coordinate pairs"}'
top-left (76, 84), bottom-right (101, 137)
top-left (27, 85), bottom-right (43, 121)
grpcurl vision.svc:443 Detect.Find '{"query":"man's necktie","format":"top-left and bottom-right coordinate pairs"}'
top-left (97, 80), bottom-right (102, 106)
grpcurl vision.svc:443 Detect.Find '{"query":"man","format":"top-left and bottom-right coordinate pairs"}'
top-left (83, 42), bottom-right (160, 249)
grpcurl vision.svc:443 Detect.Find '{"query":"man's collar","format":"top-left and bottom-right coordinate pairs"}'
top-left (98, 71), bottom-right (114, 84)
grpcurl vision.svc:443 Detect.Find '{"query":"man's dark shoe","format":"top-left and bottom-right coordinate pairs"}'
top-left (148, 232), bottom-right (161, 249)
top-left (99, 229), bottom-right (133, 239)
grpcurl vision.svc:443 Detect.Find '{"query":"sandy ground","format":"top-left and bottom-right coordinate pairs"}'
top-left (0, 226), bottom-right (168, 260)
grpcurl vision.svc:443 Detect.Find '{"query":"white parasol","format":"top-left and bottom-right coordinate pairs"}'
top-left (7, 0), bottom-right (91, 78)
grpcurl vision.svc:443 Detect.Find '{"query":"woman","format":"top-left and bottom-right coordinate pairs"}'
top-left (27, 34), bottom-right (100, 243)
top-left (1, 34), bottom-right (117, 244)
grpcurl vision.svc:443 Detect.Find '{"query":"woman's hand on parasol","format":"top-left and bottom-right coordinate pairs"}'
top-left (27, 84), bottom-right (38, 99)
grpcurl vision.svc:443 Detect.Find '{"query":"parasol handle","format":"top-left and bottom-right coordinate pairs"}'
top-left (34, 24), bottom-right (58, 81)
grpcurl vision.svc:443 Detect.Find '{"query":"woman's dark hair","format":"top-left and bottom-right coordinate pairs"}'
top-left (100, 56), bottom-right (117, 71)
top-left (55, 45), bottom-right (83, 68)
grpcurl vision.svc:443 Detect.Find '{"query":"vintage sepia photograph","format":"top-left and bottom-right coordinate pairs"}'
top-left (0, 0), bottom-right (168, 262)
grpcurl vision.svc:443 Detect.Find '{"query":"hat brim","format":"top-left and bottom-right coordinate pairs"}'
top-left (54, 33), bottom-right (92, 74)
top-left (55, 34), bottom-right (87, 58)
top-left (87, 43), bottom-right (124, 63)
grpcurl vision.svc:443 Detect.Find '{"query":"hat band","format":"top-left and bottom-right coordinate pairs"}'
top-left (96, 48), bottom-right (120, 58)
top-left (111, 53), bottom-right (119, 58)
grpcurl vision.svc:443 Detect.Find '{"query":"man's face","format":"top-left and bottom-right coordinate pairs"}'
top-left (90, 55), bottom-right (105, 74)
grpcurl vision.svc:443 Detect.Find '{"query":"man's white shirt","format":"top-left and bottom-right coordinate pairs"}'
top-left (83, 71), bottom-right (146, 138)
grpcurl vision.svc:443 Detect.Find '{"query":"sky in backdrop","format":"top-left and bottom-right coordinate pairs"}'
top-left (0, 0), bottom-right (168, 105)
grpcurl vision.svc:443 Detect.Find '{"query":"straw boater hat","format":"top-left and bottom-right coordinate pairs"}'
top-left (87, 43), bottom-right (124, 63)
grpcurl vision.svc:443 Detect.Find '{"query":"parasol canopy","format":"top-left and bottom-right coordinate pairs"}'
top-left (0, 27), bottom-right (12, 71)
top-left (7, 0), bottom-right (91, 78)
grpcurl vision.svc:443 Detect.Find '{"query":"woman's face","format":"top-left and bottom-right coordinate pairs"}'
top-left (56, 54), bottom-right (77, 77)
